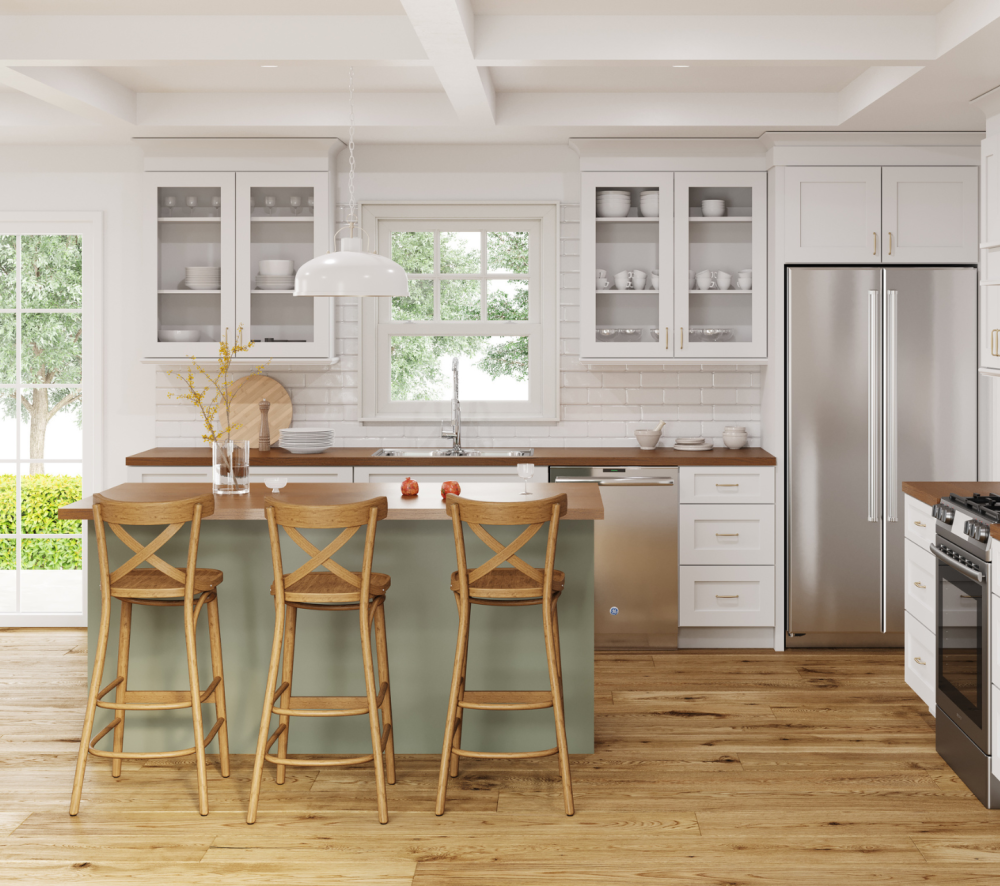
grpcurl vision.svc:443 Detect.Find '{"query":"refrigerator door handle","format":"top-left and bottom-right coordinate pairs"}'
top-left (868, 290), bottom-right (882, 524)
top-left (885, 289), bottom-right (898, 523)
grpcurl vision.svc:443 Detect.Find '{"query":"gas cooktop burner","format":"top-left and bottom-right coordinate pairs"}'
top-left (948, 493), bottom-right (1000, 522)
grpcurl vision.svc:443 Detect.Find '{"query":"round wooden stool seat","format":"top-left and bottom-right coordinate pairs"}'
top-left (450, 567), bottom-right (564, 601)
top-left (271, 571), bottom-right (390, 605)
top-left (111, 567), bottom-right (224, 600)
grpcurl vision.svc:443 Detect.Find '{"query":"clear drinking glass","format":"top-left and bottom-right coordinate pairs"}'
top-left (213, 438), bottom-right (250, 495)
top-left (517, 462), bottom-right (535, 495)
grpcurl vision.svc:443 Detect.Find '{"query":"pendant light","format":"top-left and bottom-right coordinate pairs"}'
top-left (293, 68), bottom-right (408, 298)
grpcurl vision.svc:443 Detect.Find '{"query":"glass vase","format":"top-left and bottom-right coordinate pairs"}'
top-left (213, 438), bottom-right (250, 495)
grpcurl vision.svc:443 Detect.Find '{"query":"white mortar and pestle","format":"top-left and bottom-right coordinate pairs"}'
top-left (634, 420), bottom-right (666, 450)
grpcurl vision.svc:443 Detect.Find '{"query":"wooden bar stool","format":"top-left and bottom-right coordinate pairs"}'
top-left (70, 493), bottom-right (230, 817)
top-left (437, 493), bottom-right (574, 816)
top-left (247, 496), bottom-right (396, 825)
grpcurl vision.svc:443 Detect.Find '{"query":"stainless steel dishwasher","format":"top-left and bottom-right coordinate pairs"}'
top-left (550, 465), bottom-right (679, 650)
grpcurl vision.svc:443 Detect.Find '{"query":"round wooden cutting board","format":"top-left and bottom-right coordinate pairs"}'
top-left (227, 375), bottom-right (292, 448)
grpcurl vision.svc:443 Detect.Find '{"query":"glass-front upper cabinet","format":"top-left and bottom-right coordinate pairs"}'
top-left (148, 172), bottom-right (236, 359)
top-left (580, 173), bottom-right (674, 360)
top-left (235, 172), bottom-right (330, 359)
top-left (147, 170), bottom-right (330, 360)
top-left (673, 172), bottom-right (766, 359)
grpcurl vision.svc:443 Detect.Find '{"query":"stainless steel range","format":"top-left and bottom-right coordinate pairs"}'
top-left (931, 493), bottom-right (1000, 808)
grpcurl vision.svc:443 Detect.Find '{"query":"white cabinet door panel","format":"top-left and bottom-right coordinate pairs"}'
top-left (248, 466), bottom-right (353, 484)
top-left (904, 611), bottom-right (936, 714)
top-left (981, 286), bottom-right (1000, 372)
top-left (904, 539), bottom-right (936, 633)
top-left (353, 466), bottom-right (519, 485)
top-left (679, 504), bottom-right (774, 565)
top-left (679, 466), bottom-right (774, 504)
top-left (679, 565), bottom-right (774, 627)
top-left (882, 167), bottom-right (978, 264)
top-left (904, 495), bottom-right (936, 550)
top-left (784, 167), bottom-right (882, 263)
top-left (992, 594), bottom-right (1000, 691)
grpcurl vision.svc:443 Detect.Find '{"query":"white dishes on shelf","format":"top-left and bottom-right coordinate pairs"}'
top-left (597, 189), bottom-right (630, 218)
top-left (689, 327), bottom-right (734, 342)
top-left (185, 266), bottom-right (221, 290)
top-left (158, 329), bottom-right (200, 343)
top-left (701, 199), bottom-right (726, 217)
top-left (256, 275), bottom-right (295, 290)
top-left (639, 190), bottom-right (659, 218)
top-left (256, 259), bottom-right (294, 290)
top-left (279, 428), bottom-right (333, 454)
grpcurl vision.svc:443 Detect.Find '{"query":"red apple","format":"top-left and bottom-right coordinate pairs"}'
top-left (441, 480), bottom-right (461, 500)
top-left (400, 477), bottom-right (419, 497)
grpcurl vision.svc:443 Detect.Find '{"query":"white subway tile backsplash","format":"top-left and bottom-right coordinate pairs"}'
top-left (155, 208), bottom-right (763, 448)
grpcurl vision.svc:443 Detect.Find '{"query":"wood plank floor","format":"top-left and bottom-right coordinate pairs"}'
top-left (3, 629), bottom-right (1000, 884)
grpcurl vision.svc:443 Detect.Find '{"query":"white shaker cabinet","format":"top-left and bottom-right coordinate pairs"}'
top-left (881, 167), bottom-right (978, 264)
top-left (902, 494), bottom-right (936, 715)
top-left (784, 167), bottom-right (882, 263)
top-left (981, 137), bottom-right (1000, 373)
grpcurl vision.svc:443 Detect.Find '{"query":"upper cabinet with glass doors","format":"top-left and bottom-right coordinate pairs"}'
top-left (146, 171), bottom-right (330, 360)
top-left (580, 170), bottom-right (765, 361)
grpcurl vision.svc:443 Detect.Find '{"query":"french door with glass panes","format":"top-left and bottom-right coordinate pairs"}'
top-left (0, 232), bottom-right (86, 623)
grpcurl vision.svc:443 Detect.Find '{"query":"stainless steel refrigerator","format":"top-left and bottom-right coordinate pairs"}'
top-left (786, 266), bottom-right (979, 646)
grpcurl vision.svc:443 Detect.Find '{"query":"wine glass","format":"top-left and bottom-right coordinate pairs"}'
top-left (163, 195), bottom-right (176, 217)
top-left (289, 195), bottom-right (301, 216)
top-left (264, 195), bottom-right (276, 216)
top-left (306, 195), bottom-right (314, 216)
top-left (517, 463), bottom-right (535, 495)
top-left (211, 196), bottom-right (221, 216)
top-left (185, 195), bottom-right (197, 215)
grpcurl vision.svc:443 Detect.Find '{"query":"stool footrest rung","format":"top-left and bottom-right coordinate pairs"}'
top-left (381, 723), bottom-right (392, 751)
top-left (264, 752), bottom-right (376, 768)
top-left (87, 717), bottom-right (224, 761)
top-left (96, 678), bottom-right (223, 712)
top-left (97, 676), bottom-right (124, 700)
top-left (459, 690), bottom-right (554, 711)
top-left (452, 746), bottom-right (559, 760)
top-left (271, 685), bottom-right (388, 719)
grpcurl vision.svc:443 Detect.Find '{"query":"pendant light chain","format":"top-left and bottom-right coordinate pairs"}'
top-left (347, 66), bottom-right (357, 236)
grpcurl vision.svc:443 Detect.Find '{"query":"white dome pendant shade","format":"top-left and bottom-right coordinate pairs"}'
top-left (293, 236), bottom-right (408, 298)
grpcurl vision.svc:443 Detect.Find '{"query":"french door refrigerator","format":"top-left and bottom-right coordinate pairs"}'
top-left (786, 266), bottom-right (978, 646)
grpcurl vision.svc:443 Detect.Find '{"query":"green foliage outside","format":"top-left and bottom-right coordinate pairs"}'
top-left (0, 235), bottom-right (84, 468)
top-left (388, 231), bottom-right (530, 401)
top-left (0, 473), bottom-right (83, 570)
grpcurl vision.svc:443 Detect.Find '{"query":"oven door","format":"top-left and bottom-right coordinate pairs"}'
top-left (933, 543), bottom-right (989, 753)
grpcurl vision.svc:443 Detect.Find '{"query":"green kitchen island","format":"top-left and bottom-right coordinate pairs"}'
top-left (59, 482), bottom-right (601, 756)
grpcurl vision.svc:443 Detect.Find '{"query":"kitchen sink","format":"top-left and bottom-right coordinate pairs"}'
top-left (372, 448), bottom-right (534, 458)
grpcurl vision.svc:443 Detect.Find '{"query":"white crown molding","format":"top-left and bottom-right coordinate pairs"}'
top-left (138, 137), bottom-right (345, 172)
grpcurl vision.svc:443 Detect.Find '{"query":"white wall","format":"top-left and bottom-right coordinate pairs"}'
top-left (155, 144), bottom-right (763, 451)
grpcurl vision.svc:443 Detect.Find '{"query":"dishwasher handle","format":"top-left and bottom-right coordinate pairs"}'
top-left (553, 476), bottom-right (675, 486)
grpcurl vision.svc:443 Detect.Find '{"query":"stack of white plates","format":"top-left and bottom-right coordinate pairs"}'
top-left (279, 428), bottom-right (334, 454)
top-left (674, 436), bottom-right (714, 451)
top-left (256, 274), bottom-right (295, 291)
top-left (639, 189), bottom-right (659, 218)
top-left (185, 267), bottom-right (220, 290)
top-left (597, 189), bottom-right (631, 218)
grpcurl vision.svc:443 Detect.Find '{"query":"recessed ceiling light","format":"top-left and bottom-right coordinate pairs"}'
top-left (261, 65), bottom-right (277, 68)
top-left (673, 65), bottom-right (689, 68)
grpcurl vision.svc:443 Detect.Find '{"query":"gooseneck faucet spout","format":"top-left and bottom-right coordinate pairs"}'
top-left (441, 357), bottom-right (465, 455)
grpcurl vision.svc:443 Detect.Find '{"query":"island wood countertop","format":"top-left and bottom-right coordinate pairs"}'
top-left (59, 482), bottom-right (604, 522)
top-left (902, 481), bottom-right (1000, 541)
top-left (125, 446), bottom-right (776, 468)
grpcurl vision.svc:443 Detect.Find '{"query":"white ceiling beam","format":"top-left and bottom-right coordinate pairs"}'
top-left (936, 0), bottom-right (1000, 55)
top-left (476, 15), bottom-right (937, 63)
top-left (137, 92), bottom-right (458, 129)
top-left (399, 0), bottom-right (495, 125)
top-left (838, 66), bottom-right (924, 123)
top-left (0, 16), bottom-right (426, 63)
top-left (0, 66), bottom-right (135, 126)
top-left (0, 92), bottom-right (96, 128)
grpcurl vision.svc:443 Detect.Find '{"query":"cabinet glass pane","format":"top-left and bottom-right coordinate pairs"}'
top-left (158, 292), bottom-right (221, 343)
top-left (250, 293), bottom-right (314, 344)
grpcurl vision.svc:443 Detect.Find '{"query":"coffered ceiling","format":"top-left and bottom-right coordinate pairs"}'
top-left (0, 0), bottom-right (998, 144)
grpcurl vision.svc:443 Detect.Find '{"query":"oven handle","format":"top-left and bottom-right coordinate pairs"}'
top-left (929, 544), bottom-right (986, 584)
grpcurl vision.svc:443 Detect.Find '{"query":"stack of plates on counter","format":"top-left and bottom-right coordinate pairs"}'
top-left (279, 427), bottom-right (334, 454)
top-left (185, 267), bottom-right (221, 290)
top-left (674, 436), bottom-right (714, 451)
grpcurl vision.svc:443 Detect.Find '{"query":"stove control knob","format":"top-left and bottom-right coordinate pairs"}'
top-left (944, 507), bottom-right (955, 525)
top-left (979, 524), bottom-right (991, 543)
top-left (964, 520), bottom-right (972, 535)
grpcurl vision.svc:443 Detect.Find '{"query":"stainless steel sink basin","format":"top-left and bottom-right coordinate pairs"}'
top-left (372, 448), bottom-right (534, 458)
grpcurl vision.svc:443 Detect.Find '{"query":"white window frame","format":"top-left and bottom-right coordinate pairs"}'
top-left (359, 202), bottom-right (559, 422)
top-left (0, 212), bottom-right (102, 628)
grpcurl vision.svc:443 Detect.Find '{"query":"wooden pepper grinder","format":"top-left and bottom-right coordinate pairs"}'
top-left (258, 398), bottom-right (271, 451)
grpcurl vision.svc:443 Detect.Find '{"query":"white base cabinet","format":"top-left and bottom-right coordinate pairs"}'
top-left (904, 611), bottom-right (936, 714)
top-left (352, 466), bottom-right (519, 485)
top-left (679, 565), bottom-right (775, 627)
top-left (128, 465), bottom-right (354, 484)
top-left (902, 494), bottom-right (936, 715)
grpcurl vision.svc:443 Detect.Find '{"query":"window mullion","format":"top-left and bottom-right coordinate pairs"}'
top-left (480, 236), bottom-right (487, 321)
top-left (14, 234), bottom-right (20, 614)
top-left (433, 233), bottom-right (441, 321)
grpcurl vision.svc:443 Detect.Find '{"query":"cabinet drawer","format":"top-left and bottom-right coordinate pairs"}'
top-left (904, 539), bottom-right (936, 633)
top-left (679, 466), bottom-right (774, 504)
top-left (679, 504), bottom-right (774, 565)
top-left (904, 495), bottom-right (935, 548)
top-left (904, 611), bottom-right (936, 714)
top-left (679, 566), bottom-right (774, 627)
top-left (354, 466), bottom-right (519, 485)
top-left (248, 466), bottom-right (353, 484)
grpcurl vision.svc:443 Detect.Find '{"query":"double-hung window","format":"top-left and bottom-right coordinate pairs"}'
top-left (360, 203), bottom-right (558, 422)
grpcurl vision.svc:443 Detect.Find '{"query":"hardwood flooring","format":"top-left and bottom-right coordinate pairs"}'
top-left (3, 629), bottom-right (999, 884)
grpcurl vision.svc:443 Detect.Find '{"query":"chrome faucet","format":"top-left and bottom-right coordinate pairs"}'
top-left (440, 356), bottom-right (466, 455)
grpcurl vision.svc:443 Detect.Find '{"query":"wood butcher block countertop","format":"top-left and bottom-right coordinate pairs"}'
top-left (902, 481), bottom-right (1000, 541)
top-left (125, 446), bottom-right (776, 468)
top-left (59, 482), bottom-right (604, 522)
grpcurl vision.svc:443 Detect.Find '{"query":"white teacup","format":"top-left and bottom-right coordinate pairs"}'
top-left (632, 270), bottom-right (647, 290)
top-left (597, 278), bottom-right (611, 290)
top-left (688, 269), bottom-right (696, 290)
top-left (717, 271), bottom-right (732, 291)
top-left (736, 275), bottom-right (752, 290)
top-left (614, 270), bottom-right (632, 290)
top-left (695, 270), bottom-right (714, 290)
top-left (596, 268), bottom-right (607, 279)
top-left (651, 273), bottom-right (659, 290)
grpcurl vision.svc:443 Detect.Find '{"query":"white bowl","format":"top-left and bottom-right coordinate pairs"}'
top-left (264, 477), bottom-right (288, 493)
top-left (159, 329), bottom-right (200, 342)
top-left (701, 200), bottom-right (726, 217)
top-left (596, 204), bottom-right (631, 218)
top-left (634, 430), bottom-right (662, 450)
top-left (259, 259), bottom-right (293, 275)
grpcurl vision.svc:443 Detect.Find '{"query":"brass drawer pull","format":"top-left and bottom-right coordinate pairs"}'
top-left (873, 232), bottom-right (877, 255)
top-left (715, 595), bottom-right (739, 599)
top-left (913, 521), bottom-right (926, 528)
top-left (716, 533), bottom-right (739, 537)
top-left (913, 582), bottom-right (926, 589)
top-left (889, 231), bottom-right (893, 255)
top-left (665, 327), bottom-right (669, 349)
top-left (913, 657), bottom-right (926, 666)
top-left (716, 483), bottom-right (740, 488)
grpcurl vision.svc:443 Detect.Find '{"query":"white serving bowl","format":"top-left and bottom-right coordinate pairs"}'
top-left (701, 199), bottom-right (726, 217)
top-left (259, 259), bottom-right (293, 276)
top-left (634, 429), bottom-right (662, 450)
top-left (596, 203), bottom-right (630, 218)
top-left (159, 329), bottom-right (200, 342)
